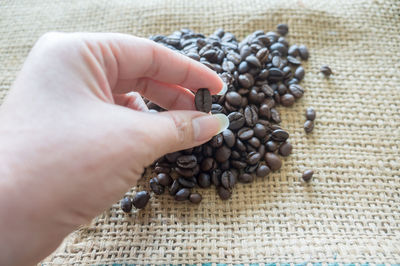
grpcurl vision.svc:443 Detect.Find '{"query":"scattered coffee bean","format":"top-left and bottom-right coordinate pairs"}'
top-left (265, 152), bottom-right (282, 171)
top-left (306, 107), bottom-right (316, 121)
top-left (132, 191), bottom-right (150, 209)
top-left (120, 197), bottom-right (132, 213)
top-left (156, 173), bottom-right (173, 186)
top-left (320, 65), bottom-right (332, 77)
top-left (189, 193), bottom-right (202, 204)
top-left (302, 170), bottom-right (314, 182)
top-left (298, 45), bottom-right (309, 60)
top-left (281, 93), bottom-right (295, 107)
top-left (279, 141), bottom-right (293, 156)
top-left (276, 23), bottom-right (289, 36)
top-left (195, 88), bottom-right (212, 112)
top-left (150, 177), bottom-right (165, 195)
top-left (304, 120), bottom-right (314, 133)
top-left (175, 188), bottom-right (191, 201)
top-left (256, 164), bottom-right (271, 177)
top-left (169, 179), bottom-right (181, 196)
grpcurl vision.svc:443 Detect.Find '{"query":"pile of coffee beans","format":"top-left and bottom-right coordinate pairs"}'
top-left (121, 25), bottom-right (311, 212)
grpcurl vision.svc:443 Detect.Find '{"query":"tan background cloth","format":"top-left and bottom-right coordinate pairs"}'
top-left (1, 0), bottom-right (399, 264)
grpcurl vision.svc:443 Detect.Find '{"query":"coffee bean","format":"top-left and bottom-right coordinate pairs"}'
top-left (288, 44), bottom-right (299, 57)
top-left (231, 150), bottom-right (241, 159)
top-left (120, 197), bottom-right (132, 213)
top-left (246, 55), bottom-right (261, 68)
top-left (261, 84), bottom-right (274, 97)
top-left (228, 112), bottom-right (245, 130)
top-left (150, 177), bottom-right (165, 195)
top-left (201, 157), bottom-right (217, 172)
top-left (244, 105), bottom-right (259, 127)
top-left (258, 104), bottom-right (271, 119)
top-left (294, 66), bottom-right (305, 81)
top-left (217, 186), bottom-right (231, 200)
top-left (175, 166), bottom-right (197, 177)
top-left (247, 151), bottom-right (261, 165)
top-left (320, 65), bottom-right (332, 77)
top-left (157, 173), bottom-right (173, 186)
top-left (253, 123), bottom-right (267, 139)
top-left (245, 162), bottom-right (259, 173)
top-left (270, 108), bottom-right (281, 123)
top-left (276, 23), bottom-right (289, 36)
top-left (176, 155), bottom-right (197, 169)
top-left (202, 144), bottom-right (214, 157)
top-left (268, 67), bottom-right (284, 81)
top-left (235, 138), bottom-right (247, 152)
top-left (272, 55), bottom-right (282, 68)
top-left (132, 191), bottom-right (150, 209)
top-left (302, 170), bottom-right (314, 182)
top-left (271, 129), bottom-right (289, 142)
top-left (248, 137), bottom-right (261, 148)
top-left (298, 45), bottom-right (309, 60)
top-left (175, 188), bottom-right (191, 201)
top-left (195, 88), bottom-right (212, 113)
top-left (279, 141), bottom-right (293, 156)
top-left (189, 193), bottom-right (202, 204)
top-left (256, 47), bottom-right (269, 63)
top-left (238, 127), bottom-right (254, 140)
top-left (178, 176), bottom-right (196, 188)
top-left (215, 145), bottom-right (231, 163)
top-left (211, 103), bottom-right (224, 114)
top-left (226, 91), bottom-right (242, 106)
top-left (288, 84), bottom-right (304, 98)
top-left (238, 73), bottom-right (254, 88)
top-left (265, 152), bottom-right (282, 171)
top-left (210, 133), bottom-right (224, 148)
top-left (270, 42), bottom-right (288, 56)
top-left (154, 163), bottom-right (171, 174)
top-left (258, 144), bottom-right (266, 158)
top-left (231, 160), bottom-right (247, 169)
top-left (304, 120), bottom-right (314, 133)
top-left (220, 160), bottom-right (230, 170)
top-left (169, 179), bottom-right (181, 195)
top-left (227, 52), bottom-right (241, 65)
top-left (165, 151), bottom-right (182, 163)
top-left (256, 164), bottom-right (271, 177)
top-left (265, 141), bottom-right (278, 151)
top-left (221, 170), bottom-right (236, 189)
top-left (198, 172), bottom-right (211, 188)
top-left (238, 173), bottom-right (254, 183)
top-left (222, 129), bottom-right (236, 147)
top-left (306, 107), bottom-right (316, 121)
top-left (287, 56), bottom-right (301, 65)
top-left (211, 169), bottom-right (222, 186)
top-left (238, 61), bottom-right (250, 73)
top-left (281, 93), bottom-right (295, 107)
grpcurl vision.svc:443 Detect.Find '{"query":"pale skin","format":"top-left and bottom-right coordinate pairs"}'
top-left (0, 32), bottom-right (229, 266)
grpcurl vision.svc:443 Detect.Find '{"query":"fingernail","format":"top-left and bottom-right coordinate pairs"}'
top-left (217, 82), bottom-right (228, 95)
top-left (192, 114), bottom-right (229, 142)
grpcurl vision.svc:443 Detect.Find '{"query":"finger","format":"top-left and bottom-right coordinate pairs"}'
top-left (75, 33), bottom-right (227, 95)
top-left (113, 92), bottom-right (148, 111)
top-left (115, 78), bottom-right (195, 110)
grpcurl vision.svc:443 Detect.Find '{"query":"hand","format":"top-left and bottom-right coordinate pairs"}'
top-left (0, 32), bottom-right (228, 266)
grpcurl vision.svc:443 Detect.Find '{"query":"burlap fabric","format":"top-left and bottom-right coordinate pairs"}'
top-left (1, 0), bottom-right (399, 264)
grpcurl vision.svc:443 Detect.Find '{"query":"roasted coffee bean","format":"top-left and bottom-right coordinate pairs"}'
top-left (265, 152), bottom-right (282, 171)
top-left (178, 176), bottom-right (196, 188)
top-left (258, 69), bottom-right (269, 80)
top-left (198, 172), bottom-right (211, 188)
top-left (245, 162), bottom-right (259, 173)
top-left (288, 44), bottom-right (299, 57)
top-left (165, 151), bottom-right (182, 163)
top-left (154, 163), bottom-right (171, 174)
top-left (278, 83), bottom-right (287, 95)
top-left (215, 145), bottom-right (231, 163)
top-left (246, 55), bottom-right (261, 68)
top-left (235, 138), bottom-right (247, 152)
top-left (256, 164), bottom-right (271, 177)
top-left (227, 52), bottom-right (241, 65)
top-left (202, 144), bottom-right (214, 157)
top-left (268, 67), bottom-right (284, 81)
top-left (176, 155), bottom-right (197, 169)
top-left (169, 179), bottom-right (181, 196)
top-left (238, 61), bottom-right (250, 73)
top-left (231, 150), bottom-right (241, 159)
top-left (189, 193), bottom-right (202, 204)
top-left (228, 112), bottom-right (245, 130)
top-left (120, 197), bottom-right (132, 213)
top-left (246, 145), bottom-right (257, 153)
top-left (253, 123), bottom-right (267, 139)
top-left (211, 103), bottom-right (224, 114)
top-left (175, 188), bottom-right (191, 201)
top-left (238, 127), bottom-right (254, 140)
top-left (157, 173), bottom-right (173, 186)
top-left (302, 170), bottom-right (314, 182)
top-left (248, 137), bottom-right (261, 148)
top-left (226, 91), bottom-right (242, 106)
top-left (258, 144), bottom-right (266, 158)
top-left (221, 170), bottom-right (236, 189)
top-left (247, 151), bottom-right (261, 165)
top-left (294, 66), bottom-right (305, 81)
top-left (276, 23), bottom-right (289, 36)
top-left (272, 55), bottom-right (282, 68)
top-left (281, 93), bottom-right (295, 107)
top-left (266, 141), bottom-right (278, 152)
top-left (306, 107), bottom-right (316, 121)
top-left (288, 84), bottom-right (304, 98)
top-left (231, 160), bottom-right (247, 169)
top-left (279, 141), bottom-right (293, 156)
top-left (259, 104), bottom-right (271, 119)
top-left (320, 64), bottom-right (332, 77)
top-left (201, 157), bottom-right (217, 172)
top-left (261, 84), bottom-right (274, 97)
top-left (238, 173), bottom-right (254, 183)
top-left (298, 45), bottom-right (309, 60)
top-left (220, 160), bottom-right (230, 170)
top-left (222, 60), bottom-right (236, 73)
top-left (270, 42), bottom-right (288, 56)
top-left (222, 129), bottom-right (236, 147)
top-left (211, 169), bottom-right (222, 186)
top-left (287, 55), bottom-right (301, 65)
top-left (175, 166), bottom-right (197, 177)
top-left (256, 47), bottom-right (269, 63)
top-left (238, 73), bottom-right (254, 88)
top-left (132, 191), bottom-right (150, 209)
top-left (195, 88), bottom-right (212, 112)
top-left (270, 108), bottom-right (281, 123)
top-left (244, 105), bottom-right (259, 127)
top-left (210, 133), bottom-right (224, 148)
top-left (271, 129), bottom-right (289, 142)
top-left (304, 120), bottom-right (314, 133)
top-left (217, 186), bottom-right (231, 200)
top-left (150, 177), bottom-right (165, 195)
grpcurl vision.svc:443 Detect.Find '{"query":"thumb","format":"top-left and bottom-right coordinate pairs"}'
top-left (139, 110), bottom-right (229, 160)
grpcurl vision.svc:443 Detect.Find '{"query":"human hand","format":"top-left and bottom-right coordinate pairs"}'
top-left (0, 32), bottom-right (228, 265)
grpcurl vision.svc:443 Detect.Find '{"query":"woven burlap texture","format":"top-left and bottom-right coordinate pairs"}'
top-left (1, 0), bottom-right (399, 264)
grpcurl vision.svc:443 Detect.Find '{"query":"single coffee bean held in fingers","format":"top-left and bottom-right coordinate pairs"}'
top-left (302, 170), bottom-right (314, 182)
top-left (195, 88), bottom-right (212, 113)
top-left (120, 197), bottom-right (132, 213)
top-left (132, 191), bottom-right (151, 209)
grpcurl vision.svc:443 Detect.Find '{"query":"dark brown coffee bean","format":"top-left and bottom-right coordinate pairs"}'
top-left (261, 84), bottom-right (274, 97)
top-left (265, 152), bottom-right (282, 171)
top-left (320, 65), bottom-right (332, 77)
top-left (235, 138), bottom-right (247, 152)
top-left (304, 120), bottom-right (314, 133)
top-left (175, 166), bottom-right (196, 177)
top-left (231, 150), bottom-right (241, 159)
top-left (201, 157), bottom-right (217, 172)
top-left (157, 173), bottom-right (173, 186)
top-left (256, 164), bottom-right (271, 177)
top-left (258, 69), bottom-right (269, 79)
top-left (288, 84), bottom-right (304, 98)
top-left (227, 52), bottom-right (241, 65)
top-left (226, 91), bottom-right (242, 106)
top-left (238, 173), bottom-right (254, 183)
top-left (175, 188), bottom-right (191, 201)
top-left (268, 67), bottom-right (284, 81)
top-left (178, 176), bottom-right (196, 188)
top-left (302, 170), bottom-right (314, 182)
top-left (270, 108), bottom-right (281, 123)
top-left (217, 186), bottom-right (231, 200)
top-left (259, 104), bottom-right (271, 119)
top-left (272, 55), bottom-right (282, 68)
top-left (281, 93), bottom-right (295, 107)
top-left (211, 103), bottom-right (224, 114)
top-left (245, 162), bottom-right (259, 173)
top-left (258, 144), bottom-right (266, 158)
top-left (238, 61), bottom-right (250, 73)
top-left (195, 88), bottom-right (212, 113)
top-left (294, 66), bottom-right (305, 81)
top-left (210, 133), bottom-right (224, 148)
top-left (276, 23), bottom-right (289, 36)
top-left (246, 55), bottom-right (261, 68)
top-left (132, 191), bottom-right (150, 209)
top-left (222, 129), bottom-right (236, 147)
top-left (306, 107), bottom-right (316, 121)
top-left (271, 129), bottom-right (289, 142)
top-left (279, 141), bottom-right (293, 156)
top-left (189, 193), bottom-right (202, 204)
top-left (270, 42), bottom-right (288, 56)
top-left (247, 151), bottom-right (261, 165)
top-left (231, 160), bottom-right (247, 169)
top-left (298, 45), bottom-right (309, 60)
top-left (266, 141), bottom-right (278, 151)
top-left (221, 170), bottom-right (236, 189)
top-left (202, 144), bottom-right (213, 157)
top-left (211, 169), bottom-right (222, 186)
top-left (238, 127), bottom-right (254, 140)
top-left (176, 155), bottom-right (197, 169)
top-left (220, 160), bottom-right (230, 170)
top-left (256, 47), bottom-right (269, 63)
top-left (169, 179), bottom-right (181, 196)
top-left (246, 144), bottom-right (257, 153)
top-left (238, 73), bottom-right (254, 88)
top-left (288, 44), bottom-right (299, 56)
top-left (244, 105), bottom-right (259, 127)
top-left (215, 145), bottom-right (231, 163)
top-left (228, 112), bottom-right (245, 130)
top-left (287, 56), bottom-right (301, 65)
top-left (150, 177), bottom-right (165, 195)
top-left (253, 123), bottom-right (267, 139)
top-left (248, 137), bottom-right (261, 148)
top-left (222, 60), bottom-right (236, 73)
top-left (165, 151), bottom-right (182, 163)
top-left (120, 197), bottom-right (132, 213)
top-left (198, 172), bottom-right (211, 188)
top-left (154, 163), bottom-right (171, 174)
